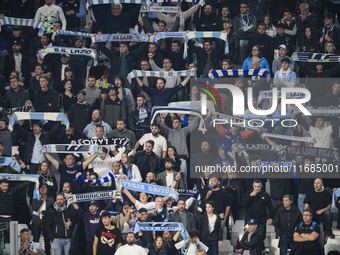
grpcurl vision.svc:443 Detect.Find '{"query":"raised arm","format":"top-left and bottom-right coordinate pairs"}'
top-left (83, 152), bottom-right (99, 169)
top-left (121, 188), bottom-right (137, 205)
top-left (44, 150), bottom-right (60, 169)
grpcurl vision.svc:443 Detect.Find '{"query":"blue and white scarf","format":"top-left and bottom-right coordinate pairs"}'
top-left (261, 133), bottom-right (315, 143)
top-left (0, 105), bottom-right (33, 115)
top-left (176, 189), bottom-right (201, 200)
top-left (0, 174), bottom-right (40, 199)
top-left (87, 0), bottom-right (145, 8)
top-left (151, 106), bottom-right (207, 133)
top-left (169, 101), bottom-right (215, 114)
top-left (9, 112), bottom-right (69, 130)
top-left (133, 221), bottom-right (189, 239)
top-left (121, 180), bottom-right (179, 201)
top-left (127, 68), bottom-right (196, 83)
top-left (147, 0), bottom-right (204, 6)
top-left (0, 157), bottom-right (21, 173)
top-left (39, 46), bottom-right (97, 66)
top-left (208, 69), bottom-right (270, 84)
top-left (80, 138), bottom-right (131, 152)
top-left (282, 146), bottom-right (340, 163)
top-left (305, 106), bottom-right (340, 117)
top-left (184, 31), bottom-right (228, 58)
top-left (293, 52), bottom-right (340, 62)
top-left (93, 33), bottom-right (150, 43)
top-left (75, 171), bottom-right (115, 183)
top-left (0, 16), bottom-right (45, 36)
top-left (42, 144), bottom-right (104, 154)
top-left (141, 6), bottom-right (185, 28)
top-left (52, 30), bottom-right (94, 41)
top-left (66, 190), bottom-right (122, 206)
top-left (240, 12), bottom-right (253, 32)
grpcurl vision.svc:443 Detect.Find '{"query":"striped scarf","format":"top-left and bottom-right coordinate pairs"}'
top-left (0, 157), bottom-right (21, 172)
top-left (75, 171), bottom-right (115, 183)
top-left (127, 69), bottom-right (196, 83)
top-left (66, 190), bottom-right (122, 206)
top-left (184, 31), bottom-right (228, 58)
top-left (41, 144), bottom-right (104, 154)
top-left (151, 106), bottom-right (207, 133)
top-left (52, 30), bottom-right (94, 41)
top-left (87, 0), bottom-right (144, 8)
top-left (147, 0), bottom-right (204, 5)
top-left (261, 133), bottom-right (315, 143)
top-left (0, 105), bottom-right (33, 115)
top-left (293, 52), bottom-right (340, 62)
top-left (9, 112), bottom-right (69, 130)
top-left (208, 69), bottom-right (269, 84)
top-left (92, 33), bottom-right (150, 43)
top-left (0, 16), bottom-right (45, 36)
top-left (39, 46), bottom-right (97, 66)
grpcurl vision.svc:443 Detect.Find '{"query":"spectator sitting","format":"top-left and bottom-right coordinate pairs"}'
top-left (273, 57), bottom-right (297, 86)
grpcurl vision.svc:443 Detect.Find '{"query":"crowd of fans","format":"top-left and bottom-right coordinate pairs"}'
top-left (0, 0), bottom-right (340, 254)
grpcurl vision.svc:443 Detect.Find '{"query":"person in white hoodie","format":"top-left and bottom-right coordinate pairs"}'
top-left (119, 152), bottom-right (142, 182)
top-left (35, 0), bottom-right (67, 33)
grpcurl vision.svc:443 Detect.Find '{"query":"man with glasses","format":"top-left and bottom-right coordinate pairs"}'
top-left (149, 57), bottom-right (181, 89)
top-left (195, 4), bottom-right (221, 31)
top-left (233, 1), bottom-right (257, 62)
top-left (292, 209), bottom-right (320, 255)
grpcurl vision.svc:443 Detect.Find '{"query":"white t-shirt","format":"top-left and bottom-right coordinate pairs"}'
top-left (175, 240), bottom-right (208, 255)
top-left (134, 200), bottom-right (156, 210)
top-left (138, 133), bottom-right (167, 157)
top-left (115, 244), bottom-right (147, 255)
top-left (208, 214), bottom-right (217, 233)
top-left (166, 172), bottom-right (174, 187)
top-left (309, 125), bottom-right (332, 148)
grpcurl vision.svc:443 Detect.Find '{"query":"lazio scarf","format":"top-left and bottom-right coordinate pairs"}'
top-left (261, 133), bottom-right (316, 143)
top-left (282, 146), bottom-right (340, 163)
top-left (9, 112), bottom-right (69, 130)
top-left (147, 0), bottom-right (204, 6)
top-left (184, 31), bottom-right (228, 58)
top-left (0, 16), bottom-right (45, 36)
top-left (0, 174), bottom-right (40, 199)
top-left (169, 100), bottom-right (215, 114)
top-left (93, 33), bottom-right (150, 43)
top-left (39, 46), bottom-right (97, 66)
top-left (0, 105), bottom-right (33, 115)
top-left (87, 0), bottom-right (145, 8)
top-left (0, 157), bottom-right (21, 172)
top-left (230, 143), bottom-right (283, 153)
top-left (127, 68), bottom-right (196, 83)
top-left (75, 171), bottom-right (115, 183)
top-left (305, 106), bottom-right (340, 117)
top-left (80, 138), bottom-right (132, 152)
top-left (121, 179), bottom-right (179, 201)
top-left (151, 106), bottom-right (207, 133)
top-left (52, 30), bottom-right (94, 41)
top-left (42, 144), bottom-right (104, 154)
top-left (208, 69), bottom-right (270, 84)
top-left (66, 190), bottom-right (122, 206)
top-left (133, 221), bottom-right (189, 239)
top-left (293, 52), bottom-right (340, 62)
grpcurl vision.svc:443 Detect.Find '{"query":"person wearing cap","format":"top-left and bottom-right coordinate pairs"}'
top-left (34, 74), bottom-right (59, 112)
top-left (274, 23), bottom-right (293, 56)
top-left (100, 85), bottom-right (126, 129)
top-left (59, 0), bottom-right (85, 31)
top-left (93, 88), bottom-right (109, 109)
top-left (219, 18), bottom-right (240, 65)
top-left (93, 210), bottom-right (123, 255)
top-left (318, 12), bottom-right (340, 53)
top-left (272, 44), bottom-right (294, 73)
top-left (234, 218), bottom-right (262, 255)
top-left (4, 40), bottom-right (29, 84)
top-left (72, 201), bottom-right (101, 255)
top-left (67, 90), bottom-right (93, 132)
top-left (273, 57), bottom-right (297, 85)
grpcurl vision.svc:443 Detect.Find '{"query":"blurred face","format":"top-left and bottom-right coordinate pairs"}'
top-left (333, 83), bottom-right (340, 94)
top-left (53, 22), bottom-right (61, 31)
top-left (251, 61), bottom-right (259, 69)
top-left (231, 126), bottom-right (239, 134)
top-left (116, 120), bottom-right (125, 132)
top-left (95, 127), bottom-right (104, 138)
top-left (88, 78), bottom-right (96, 87)
top-left (89, 205), bottom-right (98, 214)
top-left (151, 125), bottom-right (160, 136)
top-left (303, 211), bottom-right (312, 224)
top-left (13, 29), bottom-right (22, 37)
top-left (145, 142), bottom-right (153, 154)
top-left (35, 66), bottom-right (43, 75)
top-left (279, 48), bottom-right (287, 57)
top-left (253, 182), bottom-right (262, 193)
top-left (56, 194), bottom-right (64, 206)
top-left (158, 22), bottom-right (166, 32)
top-left (204, 5), bottom-right (213, 15)
top-left (77, 93), bottom-right (86, 103)
top-left (40, 162), bottom-right (48, 173)
top-left (65, 155), bottom-right (75, 167)
top-left (21, 231), bottom-right (31, 242)
top-left (61, 56), bottom-right (69, 64)
top-left (119, 44), bottom-right (128, 53)
top-left (112, 4), bottom-right (122, 16)
top-left (109, 89), bottom-right (117, 97)
top-left (240, 4), bottom-right (249, 14)
top-left (155, 197), bottom-right (163, 208)
top-left (252, 47), bottom-right (259, 57)
top-left (248, 224), bottom-right (257, 232)
top-left (314, 178), bottom-right (323, 191)
top-left (171, 43), bottom-right (180, 53)
top-left (121, 153), bottom-right (128, 164)
top-left (291, 141), bottom-right (301, 146)
top-left (112, 162), bottom-right (120, 173)
top-left (149, 44), bottom-right (157, 53)
top-left (204, 42), bottom-right (212, 52)
top-left (305, 28), bottom-right (311, 38)
top-left (188, 63), bottom-right (196, 70)
top-left (257, 25), bottom-right (266, 34)
top-left (163, 59), bottom-right (172, 71)
top-left (0, 183), bottom-right (9, 193)
top-left (223, 22), bottom-right (232, 30)
top-left (172, 119), bottom-right (180, 129)
top-left (316, 118), bottom-right (325, 128)
top-left (277, 27), bottom-right (284, 35)
top-left (102, 216), bottom-right (111, 226)
top-left (168, 147), bottom-right (175, 157)
top-left (139, 211), bottom-right (147, 221)
top-left (206, 204), bottom-right (214, 214)
top-left (326, 43), bottom-right (335, 53)
top-left (218, 147), bottom-right (226, 158)
top-left (163, 231), bottom-right (171, 239)
top-left (141, 61), bottom-right (150, 71)
top-left (178, 200), bottom-right (185, 212)
top-left (65, 127), bottom-right (74, 137)
top-left (222, 61), bottom-right (230, 70)
top-left (41, 36), bottom-right (49, 45)
top-left (165, 161), bottom-right (173, 171)
top-left (281, 61), bottom-right (290, 70)
top-left (85, 171), bottom-right (91, 179)
top-left (139, 192), bottom-right (148, 202)
top-left (75, 39), bottom-right (83, 48)
top-left (201, 142), bottom-right (210, 153)
top-left (63, 183), bottom-right (71, 193)
top-left (123, 204), bottom-right (129, 214)
top-left (325, 17), bottom-right (333, 26)
top-left (300, 7), bottom-right (308, 16)
top-left (264, 16), bottom-right (270, 25)
top-left (33, 124), bottom-right (42, 135)
top-left (40, 185), bottom-right (48, 195)
top-left (210, 178), bottom-right (219, 189)
top-left (189, 236), bottom-right (198, 243)
top-left (0, 121), bottom-right (7, 131)
top-left (284, 12), bottom-right (292, 20)
top-left (101, 93), bottom-right (108, 100)
top-left (12, 44), bottom-right (21, 53)
top-left (137, 96), bottom-right (145, 107)
top-left (64, 81), bottom-right (72, 91)
top-left (127, 233), bottom-right (135, 245)
top-left (235, 80), bottom-right (244, 88)
top-left (221, 7), bottom-right (229, 17)
top-left (304, 158), bottom-right (313, 167)
top-left (283, 197), bottom-right (292, 208)
top-left (155, 237), bottom-right (163, 248)
top-left (92, 110), bottom-right (101, 122)
top-left (10, 79), bottom-right (19, 89)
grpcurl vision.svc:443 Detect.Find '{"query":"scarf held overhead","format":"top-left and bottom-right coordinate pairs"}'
top-left (230, 143), bottom-right (283, 152)
top-left (8, 112), bottom-right (69, 130)
top-left (80, 138), bottom-right (131, 152)
top-left (121, 179), bottom-right (179, 201)
top-left (208, 69), bottom-right (270, 84)
top-left (0, 157), bottom-right (21, 172)
top-left (282, 146), bottom-right (340, 163)
top-left (127, 68), bottom-right (196, 83)
top-left (133, 221), bottom-right (189, 239)
top-left (0, 174), bottom-right (40, 199)
top-left (261, 133), bottom-right (316, 143)
top-left (87, 0), bottom-right (145, 8)
top-left (293, 52), bottom-right (340, 62)
top-left (0, 16), bottom-right (45, 36)
top-left (52, 30), bottom-right (94, 41)
top-left (66, 190), bottom-right (122, 206)
top-left (42, 144), bottom-right (104, 154)
top-left (39, 46), bottom-right (97, 66)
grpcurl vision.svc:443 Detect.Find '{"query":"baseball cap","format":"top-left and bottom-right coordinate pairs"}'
top-left (109, 85), bottom-right (119, 93)
top-left (65, 66), bottom-right (73, 72)
top-left (13, 39), bottom-right (21, 46)
top-left (278, 44), bottom-right (288, 51)
top-left (101, 88), bottom-right (109, 94)
top-left (89, 201), bottom-right (98, 207)
top-left (246, 218), bottom-right (257, 225)
top-left (78, 90), bottom-right (86, 96)
top-left (61, 53), bottom-right (70, 58)
top-left (223, 18), bottom-right (232, 24)
top-left (218, 145), bottom-right (227, 151)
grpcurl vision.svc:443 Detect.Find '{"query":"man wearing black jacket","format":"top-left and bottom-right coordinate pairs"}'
top-left (157, 40), bottom-right (186, 71)
top-left (197, 201), bottom-right (223, 255)
top-left (34, 75), bottom-right (59, 112)
top-left (235, 219), bottom-right (262, 255)
top-left (318, 12), bottom-right (340, 53)
top-left (274, 195), bottom-right (302, 255)
top-left (219, 19), bottom-right (240, 65)
top-left (243, 179), bottom-right (275, 245)
top-left (129, 94), bottom-right (151, 140)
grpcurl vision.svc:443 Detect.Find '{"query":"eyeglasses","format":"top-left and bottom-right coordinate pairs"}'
top-left (0, 123), bottom-right (6, 126)
top-left (163, 61), bottom-right (170, 64)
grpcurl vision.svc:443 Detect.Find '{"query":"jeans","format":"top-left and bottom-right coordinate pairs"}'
top-left (145, 100), bottom-right (152, 110)
top-left (70, 226), bottom-right (77, 255)
top-left (298, 194), bottom-right (306, 214)
top-left (318, 210), bottom-right (332, 233)
top-left (279, 236), bottom-right (292, 255)
top-left (239, 40), bottom-right (249, 63)
top-left (33, 224), bottom-right (51, 255)
top-left (52, 238), bottom-right (71, 255)
top-left (29, 163), bottom-right (40, 174)
top-left (203, 240), bottom-right (218, 255)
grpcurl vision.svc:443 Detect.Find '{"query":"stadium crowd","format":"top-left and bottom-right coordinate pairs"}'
top-left (0, 0), bottom-right (340, 254)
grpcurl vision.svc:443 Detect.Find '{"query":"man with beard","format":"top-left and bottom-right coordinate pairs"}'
top-left (0, 118), bottom-right (12, 156)
top-left (149, 57), bottom-right (181, 89)
top-left (83, 110), bottom-right (112, 138)
top-left (157, 40), bottom-right (186, 71)
top-left (58, 125), bottom-right (87, 161)
top-left (195, 4), bottom-right (222, 31)
top-left (129, 94), bottom-right (151, 140)
top-left (108, 118), bottom-right (136, 151)
top-left (115, 232), bottom-right (146, 254)
top-left (83, 76), bottom-right (101, 105)
top-left (133, 123), bottom-right (167, 158)
top-left (157, 158), bottom-right (184, 189)
top-left (136, 75), bottom-right (191, 106)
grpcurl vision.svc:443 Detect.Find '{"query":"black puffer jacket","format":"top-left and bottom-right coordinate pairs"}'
top-left (0, 181), bottom-right (30, 216)
top-left (34, 88), bottom-right (59, 112)
top-left (235, 228), bottom-right (262, 255)
top-left (274, 205), bottom-right (303, 239)
top-left (133, 151), bottom-right (161, 179)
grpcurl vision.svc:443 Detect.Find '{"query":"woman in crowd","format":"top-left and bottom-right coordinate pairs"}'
top-left (120, 152), bottom-right (142, 182)
top-left (93, 88), bottom-right (108, 109)
top-left (37, 161), bottom-right (58, 199)
top-left (242, 45), bottom-right (271, 73)
top-left (60, 79), bottom-right (77, 113)
top-left (264, 14), bottom-right (276, 37)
